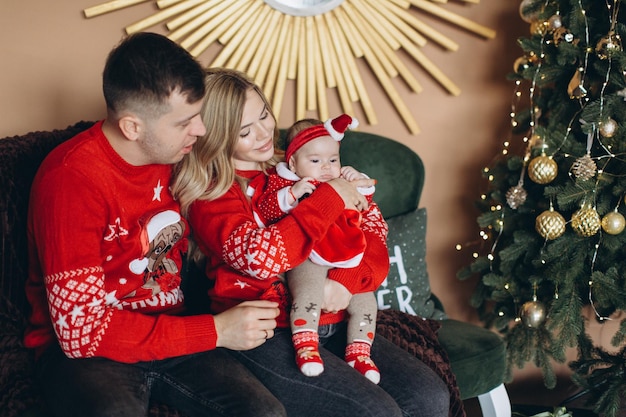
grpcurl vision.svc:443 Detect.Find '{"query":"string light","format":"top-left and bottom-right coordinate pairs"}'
top-left (576, 0), bottom-right (591, 102)
top-left (582, 0), bottom-right (622, 323)
top-left (588, 240), bottom-right (612, 322)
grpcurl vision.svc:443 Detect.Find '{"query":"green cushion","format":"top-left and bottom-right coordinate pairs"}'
top-left (437, 319), bottom-right (507, 399)
top-left (375, 208), bottom-right (445, 319)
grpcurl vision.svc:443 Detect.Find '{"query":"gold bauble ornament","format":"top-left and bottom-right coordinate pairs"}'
top-left (571, 154), bottom-right (597, 181)
top-left (601, 211), bottom-right (626, 235)
top-left (535, 208), bottom-right (566, 240)
top-left (520, 300), bottom-right (546, 328)
top-left (506, 184), bottom-right (528, 209)
top-left (596, 32), bottom-right (623, 60)
top-left (571, 206), bottom-right (601, 237)
top-left (599, 118), bottom-right (618, 138)
top-left (528, 154), bottom-right (558, 184)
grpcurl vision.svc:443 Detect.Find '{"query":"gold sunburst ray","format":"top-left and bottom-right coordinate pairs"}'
top-left (84, 0), bottom-right (496, 135)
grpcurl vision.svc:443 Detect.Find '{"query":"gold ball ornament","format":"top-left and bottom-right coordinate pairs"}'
top-left (571, 154), bottom-right (597, 181)
top-left (601, 211), bottom-right (626, 235)
top-left (528, 155), bottom-right (558, 184)
top-left (520, 300), bottom-right (546, 328)
top-left (596, 32), bottom-right (623, 60)
top-left (535, 208), bottom-right (566, 240)
top-left (599, 118), bottom-right (618, 138)
top-left (571, 206), bottom-right (601, 237)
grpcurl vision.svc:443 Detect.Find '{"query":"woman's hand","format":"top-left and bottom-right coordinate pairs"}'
top-left (327, 177), bottom-right (374, 211)
top-left (321, 279), bottom-right (352, 313)
top-left (213, 300), bottom-right (279, 350)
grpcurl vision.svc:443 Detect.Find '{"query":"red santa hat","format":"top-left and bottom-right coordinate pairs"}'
top-left (129, 210), bottom-right (181, 274)
top-left (285, 114), bottom-right (358, 162)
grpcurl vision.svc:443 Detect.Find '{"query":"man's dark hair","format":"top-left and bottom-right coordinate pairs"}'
top-left (102, 32), bottom-right (205, 117)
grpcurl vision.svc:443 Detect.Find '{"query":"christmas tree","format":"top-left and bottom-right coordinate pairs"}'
top-left (459, 1), bottom-right (626, 416)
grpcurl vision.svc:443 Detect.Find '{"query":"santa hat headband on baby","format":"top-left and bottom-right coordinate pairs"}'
top-left (285, 114), bottom-right (359, 162)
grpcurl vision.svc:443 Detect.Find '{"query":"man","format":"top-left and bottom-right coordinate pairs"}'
top-left (24, 32), bottom-right (284, 417)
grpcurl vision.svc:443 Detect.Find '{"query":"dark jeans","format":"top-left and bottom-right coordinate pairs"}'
top-left (36, 343), bottom-right (286, 417)
top-left (231, 322), bottom-right (450, 417)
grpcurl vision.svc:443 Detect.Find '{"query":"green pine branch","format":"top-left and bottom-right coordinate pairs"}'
top-left (461, 1), bottom-right (626, 415)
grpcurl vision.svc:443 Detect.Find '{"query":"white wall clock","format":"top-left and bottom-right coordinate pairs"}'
top-left (84, 0), bottom-right (495, 134)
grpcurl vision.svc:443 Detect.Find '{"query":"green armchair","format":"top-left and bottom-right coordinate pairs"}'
top-left (338, 130), bottom-right (511, 417)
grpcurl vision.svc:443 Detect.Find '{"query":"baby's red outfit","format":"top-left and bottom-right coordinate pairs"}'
top-left (249, 162), bottom-right (375, 268)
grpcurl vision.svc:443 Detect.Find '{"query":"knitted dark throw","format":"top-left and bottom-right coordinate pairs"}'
top-left (376, 309), bottom-right (465, 417)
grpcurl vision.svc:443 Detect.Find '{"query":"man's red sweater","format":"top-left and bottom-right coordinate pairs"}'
top-left (24, 121), bottom-right (216, 363)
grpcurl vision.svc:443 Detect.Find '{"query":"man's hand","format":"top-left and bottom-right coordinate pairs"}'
top-left (321, 279), bottom-right (352, 313)
top-left (213, 300), bottom-right (279, 350)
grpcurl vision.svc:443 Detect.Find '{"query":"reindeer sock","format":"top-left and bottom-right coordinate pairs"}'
top-left (345, 341), bottom-right (380, 384)
top-left (293, 330), bottom-right (324, 377)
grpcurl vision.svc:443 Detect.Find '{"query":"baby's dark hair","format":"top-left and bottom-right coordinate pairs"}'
top-left (285, 118), bottom-right (323, 146)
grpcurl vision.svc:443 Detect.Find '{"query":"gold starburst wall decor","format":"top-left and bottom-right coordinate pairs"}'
top-left (84, 0), bottom-right (495, 134)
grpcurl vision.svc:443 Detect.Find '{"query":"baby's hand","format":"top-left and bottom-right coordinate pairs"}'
top-left (340, 166), bottom-right (366, 182)
top-left (289, 178), bottom-right (316, 204)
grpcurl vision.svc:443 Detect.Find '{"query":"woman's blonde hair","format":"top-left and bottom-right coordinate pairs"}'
top-left (172, 68), bottom-right (280, 216)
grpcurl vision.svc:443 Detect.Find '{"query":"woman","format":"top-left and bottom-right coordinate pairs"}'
top-left (172, 68), bottom-right (450, 417)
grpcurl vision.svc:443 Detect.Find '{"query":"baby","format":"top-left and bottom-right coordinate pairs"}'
top-left (249, 114), bottom-right (385, 384)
